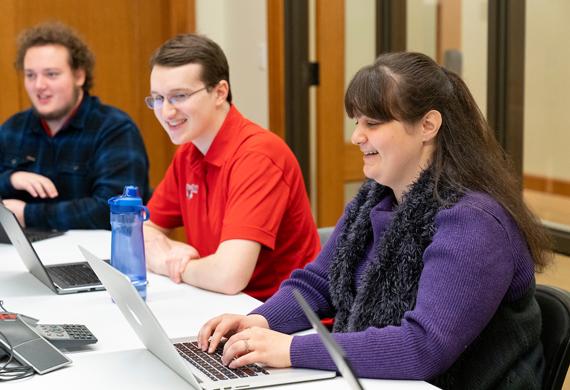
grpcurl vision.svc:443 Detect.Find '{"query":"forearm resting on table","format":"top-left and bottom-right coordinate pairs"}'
top-left (181, 239), bottom-right (260, 295)
top-left (143, 221), bottom-right (260, 295)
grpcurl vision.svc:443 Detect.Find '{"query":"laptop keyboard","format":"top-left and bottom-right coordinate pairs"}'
top-left (174, 341), bottom-right (269, 382)
top-left (0, 228), bottom-right (64, 244)
top-left (25, 229), bottom-right (64, 242)
top-left (47, 263), bottom-right (101, 287)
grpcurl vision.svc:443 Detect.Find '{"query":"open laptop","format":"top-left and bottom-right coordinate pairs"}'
top-left (0, 198), bottom-right (64, 244)
top-left (0, 224), bottom-right (64, 244)
top-left (292, 289), bottom-right (364, 390)
top-left (0, 204), bottom-right (105, 294)
top-left (80, 246), bottom-right (336, 390)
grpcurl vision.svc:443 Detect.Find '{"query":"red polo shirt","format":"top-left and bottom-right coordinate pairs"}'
top-left (148, 105), bottom-right (320, 300)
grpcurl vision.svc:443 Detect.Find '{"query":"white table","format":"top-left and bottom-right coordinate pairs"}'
top-left (0, 231), bottom-right (438, 389)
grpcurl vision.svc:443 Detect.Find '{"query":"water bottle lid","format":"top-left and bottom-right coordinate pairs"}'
top-left (108, 186), bottom-right (144, 213)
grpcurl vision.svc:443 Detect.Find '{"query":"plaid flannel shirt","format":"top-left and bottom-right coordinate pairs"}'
top-left (0, 95), bottom-right (150, 230)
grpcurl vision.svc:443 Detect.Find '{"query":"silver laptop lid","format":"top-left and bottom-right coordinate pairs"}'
top-left (293, 289), bottom-right (364, 390)
top-left (79, 246), bottom-right (201, 389)
top-left (0, 204), bottom-right (57, 293)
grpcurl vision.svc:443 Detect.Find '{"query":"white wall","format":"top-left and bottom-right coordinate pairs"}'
top-left (461, 0), bottom-right (487, 116)
top-left (344, 0), bottom-right (376, 142)
top-left (195, 0), bottom-right (268, 128)
top-left (406, 0), bottom-right (437, 59)
top-left (524, 0), bottom-right (570, 181)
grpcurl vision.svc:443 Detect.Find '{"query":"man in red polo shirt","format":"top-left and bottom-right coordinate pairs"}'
top-left (143, 34), bottom-right (320, 301)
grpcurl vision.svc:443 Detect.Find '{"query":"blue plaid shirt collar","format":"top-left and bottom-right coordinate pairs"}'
top-left (30, 93), bottom-right (93, 136)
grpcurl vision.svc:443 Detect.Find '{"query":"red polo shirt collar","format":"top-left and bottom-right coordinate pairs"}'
top-left (188, 105), bottom-right (244, 168)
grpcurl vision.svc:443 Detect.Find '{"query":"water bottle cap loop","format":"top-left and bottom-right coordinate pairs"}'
top-left (108, 186), bottom-right (150, 219)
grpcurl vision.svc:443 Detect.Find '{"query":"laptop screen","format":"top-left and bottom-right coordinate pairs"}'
top-left (293, 289), bottom-right (364, 390)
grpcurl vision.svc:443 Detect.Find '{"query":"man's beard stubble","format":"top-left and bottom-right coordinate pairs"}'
top-left (33, 86), bottom-right (82, 121)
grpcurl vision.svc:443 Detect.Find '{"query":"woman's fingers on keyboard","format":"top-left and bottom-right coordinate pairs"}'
top-left (198, 314), bottom-right (244, 352)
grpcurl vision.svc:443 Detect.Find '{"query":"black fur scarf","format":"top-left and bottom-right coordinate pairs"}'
top-left (330, 168), bottom-right (463, 332)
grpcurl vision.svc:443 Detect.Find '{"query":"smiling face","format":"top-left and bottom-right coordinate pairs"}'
top-left (23, 44), bottom-right (85, 126)
top-left (351, 114), bottom-right (438, 200)
top-left (149, 63), bottom-right (229, 152)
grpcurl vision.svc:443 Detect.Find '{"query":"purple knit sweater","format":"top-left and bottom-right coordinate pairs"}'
top-left (251, 191), bottom-right (536, 380)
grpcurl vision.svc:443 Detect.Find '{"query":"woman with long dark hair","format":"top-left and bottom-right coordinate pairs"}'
top-left (197, 52), bottom-right (551, 389)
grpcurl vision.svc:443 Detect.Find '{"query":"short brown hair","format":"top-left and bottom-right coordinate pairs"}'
top-left (150, 34), bottom-right (232, 103)
top-left (15, 22), bottom-right (95, 93)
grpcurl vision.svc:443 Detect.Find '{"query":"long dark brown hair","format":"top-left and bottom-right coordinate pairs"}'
top-left (345, 52), bottom-right (551, 270)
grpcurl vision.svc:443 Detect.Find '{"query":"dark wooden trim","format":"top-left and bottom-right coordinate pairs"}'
top-left (524, 175), bottom-right (570, 198)
top-left (487, 0), bottom-right (508, 149)
top-left (267, 0), bottom-right (285, 140)
top-left (316, 0), bottom-right (345, 226)
top-left (284, 0), bottom-right (310, 190)
top-left (487, 0), bottom-right (525, 180)
top-left (376, 0), bottom-right (406, 55)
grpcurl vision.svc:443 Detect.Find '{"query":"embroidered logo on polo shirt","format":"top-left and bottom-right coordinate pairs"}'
top-left (186, 183), bottom-right (199, 199)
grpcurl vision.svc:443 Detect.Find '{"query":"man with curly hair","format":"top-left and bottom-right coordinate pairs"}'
top-left (0, 22), bottom-right (150, 230)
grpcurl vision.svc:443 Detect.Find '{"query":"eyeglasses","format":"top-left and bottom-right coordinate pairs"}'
top-left (144, 87), bottom-right (208, 110)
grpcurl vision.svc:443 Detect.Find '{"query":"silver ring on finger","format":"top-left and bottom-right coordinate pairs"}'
top-left (243, 339), bottom-right (251, 353)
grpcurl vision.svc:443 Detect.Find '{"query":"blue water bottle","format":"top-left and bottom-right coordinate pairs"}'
top-left (108, 186), bottom-right (149, 300)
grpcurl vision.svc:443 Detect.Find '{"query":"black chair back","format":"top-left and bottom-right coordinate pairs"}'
top-left (536, 284), bottom-right (570, 390)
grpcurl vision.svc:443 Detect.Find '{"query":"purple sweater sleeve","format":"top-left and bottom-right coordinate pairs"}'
top-left (251, 214), bottom-right (346, 331)
top-left (256, 198), bottom-right (531, 379)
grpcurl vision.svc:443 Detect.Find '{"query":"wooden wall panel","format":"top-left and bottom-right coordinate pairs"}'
top-left (0, 0), bottom-right (195, 189)
top-left (169, 0), bottom-right (196, 37)
top-left (0, 1), bottom-right (22, 122)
